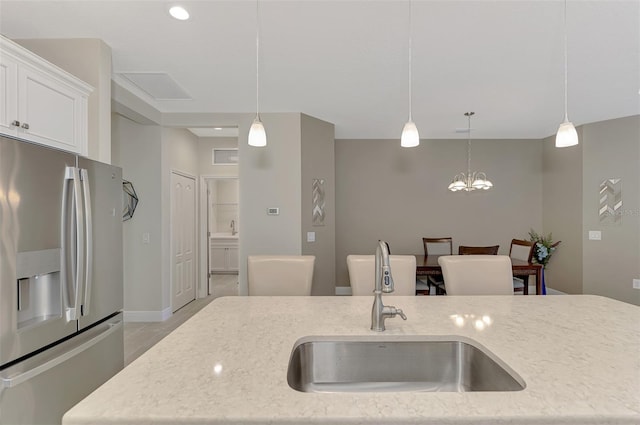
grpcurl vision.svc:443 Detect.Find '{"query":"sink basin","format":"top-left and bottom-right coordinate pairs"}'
top-left (287, 336), bottom-right (525, 393)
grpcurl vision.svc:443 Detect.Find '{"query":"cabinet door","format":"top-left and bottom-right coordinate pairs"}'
top-left (210, 245), bottom-right (228, 272)
top-left (17, 65), bottom-right (87, 155)
top-left (227, 247), bottom-right (239, 272)
top-left (0, 54), bottom-right (18, 136)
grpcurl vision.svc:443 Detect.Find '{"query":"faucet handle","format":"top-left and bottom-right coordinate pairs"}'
top-left (395, 308), bottom-right (407, 320)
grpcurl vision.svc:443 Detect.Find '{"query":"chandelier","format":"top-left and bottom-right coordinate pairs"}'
top-left (447, 112), bottom-right (493, 192)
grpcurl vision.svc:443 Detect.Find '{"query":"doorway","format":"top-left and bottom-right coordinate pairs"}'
top-left (204, 177), bottom-right (239, 296)
top-left (171, 172), bottom-right (197, 312)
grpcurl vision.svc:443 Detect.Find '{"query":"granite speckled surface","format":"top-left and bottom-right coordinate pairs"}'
top-left (63, 295), bottom-right (640, 424)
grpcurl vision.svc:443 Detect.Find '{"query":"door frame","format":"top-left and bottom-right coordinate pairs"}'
top-left (199, 175), bottom-right (239, 295)
top-left (170, 170), bottom-right (198, 312)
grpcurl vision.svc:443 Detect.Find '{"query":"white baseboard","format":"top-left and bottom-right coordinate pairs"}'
top-left (335, 286), bottom-right (352, 296)
top-left (124, 307), bottom-right (172, 322)
top-left (545, 287), bottom-right (566, 295)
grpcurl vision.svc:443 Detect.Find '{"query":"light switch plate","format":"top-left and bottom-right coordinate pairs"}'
top-left (142, 232), bottom-right (150, 244)
top-left (633, 279), bottom-right (640, 289)
top-left (307, 232), bottom-right (315, 242)
top-left (588, 230), bottom-right (602, 240)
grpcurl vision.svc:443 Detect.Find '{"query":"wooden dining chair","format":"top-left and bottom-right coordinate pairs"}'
top-left (438, 255), bottom-right (514, 295)
top-left (417, 237), bottom-right (452, 295)
top-left (509, 239), bottom-right (535, 295)
top-left (458, 245), bottom-right (500, 255)
top-left (347, 255), bottom-right (416, 296)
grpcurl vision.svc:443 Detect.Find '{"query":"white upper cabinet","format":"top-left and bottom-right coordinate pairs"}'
top-left (0, 36), bottom-right (92, 156)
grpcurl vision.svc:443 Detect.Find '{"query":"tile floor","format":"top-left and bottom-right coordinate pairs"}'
top-left (123, 274), bottom-right (238, 366)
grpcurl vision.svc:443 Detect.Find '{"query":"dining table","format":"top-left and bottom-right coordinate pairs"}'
top-left (414, 254), bottom-right (544, 295)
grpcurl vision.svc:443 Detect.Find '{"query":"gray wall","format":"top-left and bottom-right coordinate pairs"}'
top-left (542, 131), bottom-right (584, 293)
top-left (301, 114), bottom-right (336, 295)
top-left (238, 113), bottom-right (303, 295)
top-left (165, 127), bottom-right (199, 177)
top-left (542, 131), bottom-right (584, 294)
top-left (198, 137), bottom-right (239, 177)
top-left (581, 116), bottom-right (640, 305)
top-left (335, 138), bottom-right (543, 287)
top-left (16, 38), bottom-right (112, 163)
top-left (111, 114), bottom-right (164, 315)
top-left (542, 115), bottom-right (640, 306)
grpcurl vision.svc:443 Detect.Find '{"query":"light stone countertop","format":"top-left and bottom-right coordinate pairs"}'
top-left (64, 295), bottom-right (640, 425)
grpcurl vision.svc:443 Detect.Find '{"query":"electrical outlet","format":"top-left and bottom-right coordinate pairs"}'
top-left (633, 279), bottom-right (640, 290)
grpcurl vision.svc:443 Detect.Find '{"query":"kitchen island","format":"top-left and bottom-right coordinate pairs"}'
top-left (64, 295), bottom-right (640, 424)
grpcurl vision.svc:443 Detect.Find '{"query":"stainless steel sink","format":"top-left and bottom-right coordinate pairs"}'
top-left (287, 336), bottom-right (525, 393)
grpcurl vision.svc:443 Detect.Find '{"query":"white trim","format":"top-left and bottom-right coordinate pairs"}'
top-left (124, 307), bottom-right (172, 322)
top-left (335, 286), bottom-right (352, 296)
top-left (546, 287), bottom-right (566, 295)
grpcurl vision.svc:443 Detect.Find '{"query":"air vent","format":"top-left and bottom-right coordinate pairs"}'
top-left (213, 149), bottom-right (239, 165)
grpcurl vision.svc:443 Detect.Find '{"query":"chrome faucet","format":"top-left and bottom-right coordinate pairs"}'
top-left (371, 240), bottom-right (407, 331)
top-left (230, 220), bottom-right (237, 235)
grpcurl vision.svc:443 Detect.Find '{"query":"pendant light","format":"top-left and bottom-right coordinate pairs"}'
top-left (248, 0), bottom-right (267, 147)
top-left (400, 0), bottom-right (419, 148)
top-left (447, 112), bottom-right (493, 192)
top-left (555, 0), bottom-right (578, 148)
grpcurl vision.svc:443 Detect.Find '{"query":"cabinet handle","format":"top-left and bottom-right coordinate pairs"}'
top-left (11, 120), bottom-right (20, 127)
top-left (21, 123), bottom-right (29, 130)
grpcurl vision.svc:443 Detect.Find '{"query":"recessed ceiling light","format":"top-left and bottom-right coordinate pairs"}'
top-left (169, 6), bottom-right (189, 21)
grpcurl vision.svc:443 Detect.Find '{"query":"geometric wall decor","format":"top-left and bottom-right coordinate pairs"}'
top-left (122, 180), bottom-right (139, 222)
top-left (599, 178), bottom-right (622, 225)
top-left (312, 178), bottom-right (325, 226)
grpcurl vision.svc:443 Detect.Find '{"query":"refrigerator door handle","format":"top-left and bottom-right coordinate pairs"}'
top-left (62, 166), bottom-right (84, 321)
top-left (80, 168), bottom-right (92, 316)
top-left (0, 318), bottom-right (122, 389)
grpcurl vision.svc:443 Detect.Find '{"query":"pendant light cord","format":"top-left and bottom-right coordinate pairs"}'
top-left (466, 112), bottom-right (473, 177)
top-left (256, 0), bottom-right (261, 117)
top-left (563, 0), bottom-right (568, 122)
top-left (408, 1), bottom-right (413, 121)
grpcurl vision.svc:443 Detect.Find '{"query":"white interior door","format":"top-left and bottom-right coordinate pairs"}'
top-left (171, 172), bottom-right (196, 312)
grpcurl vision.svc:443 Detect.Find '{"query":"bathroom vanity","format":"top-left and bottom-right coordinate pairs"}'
top-left (209, 234), bottom-right (239, 273)
top-left (63, 295), bottom-right (639, 424)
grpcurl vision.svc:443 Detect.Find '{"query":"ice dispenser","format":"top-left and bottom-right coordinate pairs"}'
top-left (16, 249), bottom-right (62, 329)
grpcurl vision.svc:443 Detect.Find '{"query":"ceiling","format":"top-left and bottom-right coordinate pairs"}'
top-left (1, 0), bottom-right (638, 140)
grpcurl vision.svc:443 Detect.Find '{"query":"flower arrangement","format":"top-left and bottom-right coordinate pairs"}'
top-left (528, 229), bottom-right (559, 267)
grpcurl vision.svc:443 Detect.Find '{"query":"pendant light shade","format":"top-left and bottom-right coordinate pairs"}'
top-left (400, 1), bottom-right (419, 148)
top-left (401, 120), bottom-right (419, 148)
top-left (248, 116), bottom-right (267, 147)
top-left (555, 0), bottom-right (578, 148)
top-left (555, 119), bottom-right (578, 148)
top-left (249, 0), bottom-right (266, 147)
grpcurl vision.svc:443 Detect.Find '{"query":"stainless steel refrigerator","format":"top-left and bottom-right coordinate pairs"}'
top-left (0, 135), bottom-right (124, 424)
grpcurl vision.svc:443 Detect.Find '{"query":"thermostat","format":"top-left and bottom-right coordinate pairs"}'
top-left (267, 207), bottom-right (280, 215)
